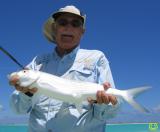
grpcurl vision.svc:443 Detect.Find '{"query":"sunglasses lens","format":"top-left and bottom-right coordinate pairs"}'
top-left (71, 20), bottom-right (83, 27)
top-left (57, 19), bottom-right (68, 26)
top-left (57, 19), bottom-right (83, 27)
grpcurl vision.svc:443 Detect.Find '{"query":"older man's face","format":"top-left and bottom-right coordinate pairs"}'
top-left (54, 14), bottom-right (84, 50)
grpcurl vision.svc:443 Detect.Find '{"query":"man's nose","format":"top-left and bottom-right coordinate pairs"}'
top-left (9, 75), bottom-right (19, 85)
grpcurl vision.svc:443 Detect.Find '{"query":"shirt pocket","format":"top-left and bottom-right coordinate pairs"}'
top-left (68, 65), bottom-right (96, 82)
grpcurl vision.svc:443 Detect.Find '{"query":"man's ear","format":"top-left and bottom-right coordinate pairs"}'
top-left (51, 23), bottom-right (56, 32)
top-left (51, 23), bottom-right (57, 42)
top-left (51, 23), bottom-right (57, 37)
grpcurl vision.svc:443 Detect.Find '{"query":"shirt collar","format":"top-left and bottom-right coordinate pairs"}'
top-left (53, 45), bottom-right (80, 60)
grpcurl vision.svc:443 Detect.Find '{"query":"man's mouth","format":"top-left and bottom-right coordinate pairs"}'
top-left (61, 34), bottom-right (74, 42)
top-left (62, 34), bottom-right (73, 38)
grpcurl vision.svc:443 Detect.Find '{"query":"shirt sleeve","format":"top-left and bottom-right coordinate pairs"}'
top-left (93, 52), bottom-right (121, 120)
top-left (10, 90), bottom-right (33, 114)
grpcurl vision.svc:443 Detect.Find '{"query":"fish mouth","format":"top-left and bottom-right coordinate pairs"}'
top-left (8, 73), bottom-right (20, 86)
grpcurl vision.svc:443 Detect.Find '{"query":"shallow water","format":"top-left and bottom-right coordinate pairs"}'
top-left (0, 123), bottom-right (159, 132)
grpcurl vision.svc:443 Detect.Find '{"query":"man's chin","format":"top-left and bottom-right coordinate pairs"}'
top-left (60, 43), bottom-right (77, 50)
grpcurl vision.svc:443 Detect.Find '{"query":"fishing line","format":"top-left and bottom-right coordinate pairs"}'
top-left (0, 46), bottom-right (25, 69)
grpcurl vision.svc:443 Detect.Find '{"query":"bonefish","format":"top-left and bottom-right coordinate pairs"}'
top-left (9, 69), bottom-right (150, 113)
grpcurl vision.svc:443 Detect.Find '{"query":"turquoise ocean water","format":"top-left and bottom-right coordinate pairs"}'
top-left (0, 123), bottom-right (159, 132)
top-left (0, 124), bottom-right (27, 132)
top-left (106, 123), bottom-right (160, 132)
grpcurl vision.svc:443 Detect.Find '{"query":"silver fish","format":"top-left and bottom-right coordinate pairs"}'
top-left (9, 69), bottom-right (150, 113)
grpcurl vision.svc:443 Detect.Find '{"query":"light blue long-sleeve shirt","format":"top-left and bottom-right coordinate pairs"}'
top-left (10, 46), bottom-right (120, 132)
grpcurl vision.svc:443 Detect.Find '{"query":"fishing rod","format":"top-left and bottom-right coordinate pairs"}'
top-left (0, 46), bottom-right (25, 69)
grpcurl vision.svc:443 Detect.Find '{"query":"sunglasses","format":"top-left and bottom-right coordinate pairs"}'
top-left (56, 19), bottom-right (83, 28)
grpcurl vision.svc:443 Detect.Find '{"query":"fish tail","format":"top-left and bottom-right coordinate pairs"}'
top-left (122, 86), bottom-right (151, 113)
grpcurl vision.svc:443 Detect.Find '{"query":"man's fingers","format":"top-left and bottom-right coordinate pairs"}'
top-left (104, 94), bottom-right (110, 104)
top-left (15, 84), bottom-right (37, 94)
top-left (15, 85), bottom-right (29, 93)
top-left (96, 90), bottom-right (118, 105)
top-left (97, 91), bottom-right (103, 104)
top-left (15, 84), bottom-right (24, 91)
top-left (29, 88), bottom-right (38, 94)
top-left (109, 95), bottom-right (117, 105)
top-left (87, 97), bottom-right (97, 104)
top-left (100, 92), bottom-right (107, 104)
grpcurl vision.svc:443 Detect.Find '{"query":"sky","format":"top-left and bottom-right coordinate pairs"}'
top-left (0, 0), bottom-right (160, 123)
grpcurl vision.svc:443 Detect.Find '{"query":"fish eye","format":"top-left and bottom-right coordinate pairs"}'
top-left (23, 70), bottom-right (26, 73)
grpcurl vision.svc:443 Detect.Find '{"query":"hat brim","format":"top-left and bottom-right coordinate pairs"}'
top-left (43, 17), bottom-right (56, 43)
top-left (52, 11), bottom-right (85, 23)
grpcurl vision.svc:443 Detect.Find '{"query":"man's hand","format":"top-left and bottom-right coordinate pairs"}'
top-left (88, 82), bottom-right (117, 105)
top-left (96, 90), bottom-right (117, 105)
top-left (14, 84), bottom-right (38, 94)
top-left (9, 75), bottom-right (37, 94)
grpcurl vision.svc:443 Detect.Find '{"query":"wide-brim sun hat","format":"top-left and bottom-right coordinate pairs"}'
top-left (43, 5), bottom-right (86, 43)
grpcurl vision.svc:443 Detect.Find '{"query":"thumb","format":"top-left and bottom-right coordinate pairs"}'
top-left (87, 97), bottom-right (97, 104)
top-left (103, 82), bottom-right (111, 90)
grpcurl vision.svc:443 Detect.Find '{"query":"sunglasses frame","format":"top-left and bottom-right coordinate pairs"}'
top-left (56, 18), bottom-right (83, 28)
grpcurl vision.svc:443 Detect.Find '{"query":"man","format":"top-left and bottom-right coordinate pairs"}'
top-left (10, 5), bottom-right (120, 132)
